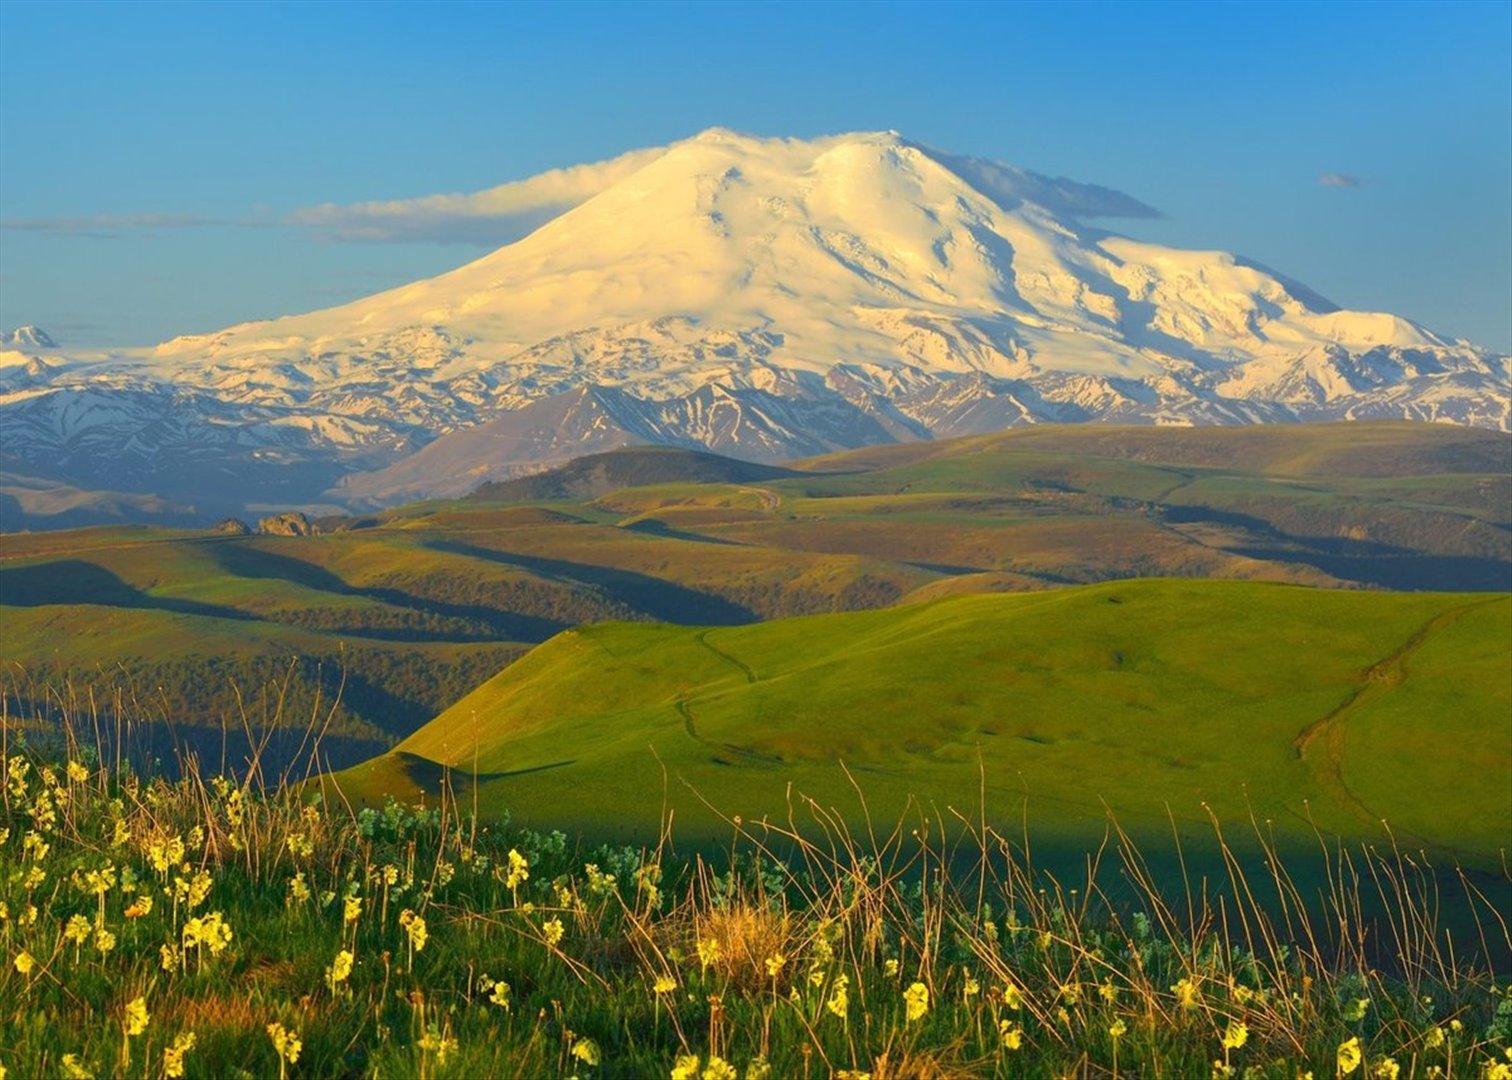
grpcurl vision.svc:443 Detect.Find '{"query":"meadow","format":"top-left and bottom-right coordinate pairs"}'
top-left (1, 422), bottom-right (1509, 1077)
top-left (1, 735), bottom-right (1510, 1079)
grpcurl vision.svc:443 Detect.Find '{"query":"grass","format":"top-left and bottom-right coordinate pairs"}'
top-left (5, 423), bottom-right (1507, 756)
top-left (1, 719), bottom-right (1510, 1079)
top-left (344, 580), bottom-right (1511, 875)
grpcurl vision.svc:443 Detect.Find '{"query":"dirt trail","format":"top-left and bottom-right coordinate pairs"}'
top-left (737, 486), bottom-right (781, 513)
top-left (1292, 599), bottom-right (1498, 833)
top-left (696, 630), bottom-right (757, 683)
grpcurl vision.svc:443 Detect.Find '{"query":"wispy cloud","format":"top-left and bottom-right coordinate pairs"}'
top-left (0, 213), bottom-right (268, 238)
top-left (2, 136), bottom-right (1162, 249)
top-left (1319, 172), bottom-right (1365, 189)
top-left (286, 145), bottom-right (668, 244)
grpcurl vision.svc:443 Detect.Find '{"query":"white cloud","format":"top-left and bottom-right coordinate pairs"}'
top-left (1319, 172), bottom-right (1365, 189)
top-left (285, 145), bottom-right (669, 244)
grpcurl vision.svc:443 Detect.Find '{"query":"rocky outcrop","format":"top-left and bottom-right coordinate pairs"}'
top-left (256, 511), bottom-right (316, 537)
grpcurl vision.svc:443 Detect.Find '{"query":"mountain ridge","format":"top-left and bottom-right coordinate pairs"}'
top-left (3, 128), bottom-right (1506, 524)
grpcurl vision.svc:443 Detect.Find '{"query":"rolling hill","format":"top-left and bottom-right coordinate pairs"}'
top-left (339, 580), bottom-right (1512, 870)
top-left (3, 423), bottom-right (1507, 761)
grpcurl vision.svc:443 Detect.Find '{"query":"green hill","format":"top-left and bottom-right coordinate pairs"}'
top-left (340, 580), bottom-right (1512, 869)
top-left (5, 423), bottom-right (1507, 758)
top-left (467, 446), bottom-right (802, 502)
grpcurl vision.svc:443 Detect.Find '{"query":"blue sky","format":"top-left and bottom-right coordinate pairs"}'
top-left (2, 0), bottom-right (1508, 351)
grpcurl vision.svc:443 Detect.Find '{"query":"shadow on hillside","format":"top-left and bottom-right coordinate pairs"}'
top-left (1233, 549), bottom-right (1512, 592)
top-left (617, 518), bottom-right (742, 546)
top-left (426, 539), bottom-right (757, 625)
top-left (207, 543), bottom-right (567, 641)
top-left (394, 751), bottom-right (574, 790)
top-left (1161, 504), bottom-right (1512, 591)
top-left (0, 561), bottom-right (257, 621)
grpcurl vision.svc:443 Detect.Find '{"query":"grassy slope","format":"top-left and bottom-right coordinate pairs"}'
top-left (4, 423), bottom-right (1507, 747)
top-left (342, 580), bottom-right (1511, 869)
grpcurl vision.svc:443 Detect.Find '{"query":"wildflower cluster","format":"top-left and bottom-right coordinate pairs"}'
top-left (1, 745), bottom-right (1509, 1079)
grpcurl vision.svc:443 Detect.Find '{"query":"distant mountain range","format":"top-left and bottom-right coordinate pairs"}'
top-left (3, 129), bottom-right (1507, 528)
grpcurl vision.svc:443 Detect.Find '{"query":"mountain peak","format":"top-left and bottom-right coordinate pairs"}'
top-left (2, 325), bottom-right (57, 350)
top-left (4, 132), bottom-right (1505, 520)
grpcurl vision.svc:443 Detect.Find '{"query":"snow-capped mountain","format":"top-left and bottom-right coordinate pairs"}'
top-left (3, 129), bottom-right (1507, 518)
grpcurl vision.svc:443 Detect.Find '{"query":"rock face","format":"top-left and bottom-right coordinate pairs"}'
top-left (211, 517), bottom-right (252, 535)
top-left (256, 511), bottom-right (315, 537)
top-left (2, 129), bottom-right (1507, 522)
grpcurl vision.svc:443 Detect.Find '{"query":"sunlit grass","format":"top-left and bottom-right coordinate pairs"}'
top-left (2, 704), bottom-right (1510, 1080)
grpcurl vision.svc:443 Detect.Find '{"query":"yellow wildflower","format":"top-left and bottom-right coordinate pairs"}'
top-left (489, 979), bottom-right (511, 1008)
top-left (1110, 1018), bottom-right (1128, 1039)
top-left (1425, 1026), bottom-right (1445, 1049)
top-left (541, 916), bottom-right (563, 948)
top-left (1371, 1057), bottom-right (1400, 1080)
top-left (399, 909), bottom-right (429, 953)
top-left (702, 1058), bottom-right (737, 1080)
top-left (124, 996), bottom-right (150, 1037)
top-left (1338, 1036), bottom-right (1363, 1076)
top-left (94, 927), bottom-right (116, 955)
top-left (962, 973), bottom-right (981, 999)
top-left (163, 1032), bottom-right (196, 1079)
top-left (826, 973), bottom-right (850, 1020)
top-left (160, 943), bottom-right (179, 971)
top-left (1100, 979), bottom-right (1120, 1003)
top-left (999, 1019), bottom-right (1024, 1050)
top-left (288, 873), bottom-right (311, 904)
top-left (903, 981), bottom-right (930, 1022)
top-left (1222, 1020), bottom-right (1248, 1050)
top-left (67, 761), bottom-right (89, 783)
top-left (1173, 977), bottom-right (1200, 1009)
top-left (13, 951), bottom-right (34, 975)
top-left (696, 937), bottom-right (720, 970)
top-left (60, 1055), bottom-right (94, 1080)
top-left (267, 1021), bottom-right (302, 1064)
top-left (124, 895), bottom-right (152, 919)
top-left (883, 957), bottom-right (899, 978)
top-left (183, 912), bottom-right (233, 954)
top-left (571, 1038), bottom-right (601, 1067)
top-left (506, 849), bottom-right (529, 889)
top-left (185, 870), bottom-right (211, 909)
top-left (326, 949), bottom-right (354, 990)
top-left (343, 895), bottom-right (362, 925)
top-left (653, 974), bottom-right (677, 994)
top-left (672, 1056), bottom-right (701, 1080)
top-left (1002, 982), bottom-right (1023, 1010)
top-left (765, 953), bottom-right (786, 978)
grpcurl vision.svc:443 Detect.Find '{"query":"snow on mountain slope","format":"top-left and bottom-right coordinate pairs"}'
top-left (3, 130), bottom-right (1506, 519)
